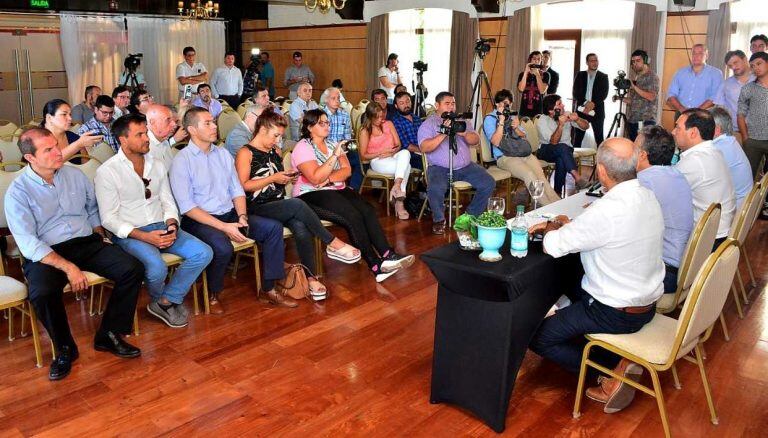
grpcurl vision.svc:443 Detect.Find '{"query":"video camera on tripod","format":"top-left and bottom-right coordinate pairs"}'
top-left (124, 53), bottom-right (142, 72)
top-left (474, 38), bottom-right (495, 59)
top-left (438, 111), bottom-right (474, 138)
top-left (612, 70), bottom-right (632, 99)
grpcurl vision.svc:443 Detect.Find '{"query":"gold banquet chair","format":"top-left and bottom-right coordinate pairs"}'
top-left (743, 173), bottom-right (768, 297)
top-left (478, 125), bottom-right (516, 213)
top-left (522, 116), bottom-right (555, 182)
top-left (0, 120), bottom-right (18, 141)
top-left (64, 154), bottom-right (102, 182)
top-left (0, 251), bottom-right (42, 368)
top-left (726, 181), bottom-right (764, 311)
top-left (417, 153), bottom-right (475, 223)
top-left (217, 109), bottom-right (242, 144)
top-left (573, 239), bottom-right (741, 438)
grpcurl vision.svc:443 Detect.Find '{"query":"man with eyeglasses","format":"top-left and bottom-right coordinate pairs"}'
top-left (77, 95), bottom-right (120, 152)
top-left (284, 51), bottom-right (315, 100)
top-left (111, 86), bottom-right (131, 119)
top-left (288, 82), bottom-right (318, 140)
top-left (95, 114), bottom-right (213, 328)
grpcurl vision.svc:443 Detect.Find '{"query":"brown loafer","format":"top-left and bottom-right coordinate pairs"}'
top-left (585, 359), bottom-right (643, 413)
top-left (432, 220), bottom-right (446, 235)
top-left (265, 290), bottom-right (298, 308)
top-left (208, 294), bottom-right (225, 315)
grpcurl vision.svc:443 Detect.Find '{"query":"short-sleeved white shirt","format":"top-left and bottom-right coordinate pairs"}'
top-left (378, 66), bottom-right (399, 99)
top-left (176, 61), bottom-right (207, 92)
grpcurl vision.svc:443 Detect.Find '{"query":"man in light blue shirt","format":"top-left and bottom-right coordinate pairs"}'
top-left (191, 83), bottom-right (223, 119)
top-left (169, 107), bottom-right (286, 313)
top-left (710, 106), bottom-right (753, 209)
top-left (5, 128), bottom-right (144, 380)
top-left (714, 50), bottom-right (754, 141)
top-left (288, 82), bottom-right (318, 140)
top-left (667, 44), bottom-right (724, 113)
top-left (634, 125), bottom-right (694, 294)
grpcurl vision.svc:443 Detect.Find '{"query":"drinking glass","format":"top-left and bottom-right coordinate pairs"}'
top-left (528, 180), bottom-right (545, 210)
top-left (487, 197), bottom-right (506, 216)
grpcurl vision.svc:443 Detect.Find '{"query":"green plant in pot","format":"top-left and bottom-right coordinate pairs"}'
top-left (475, 211), bottom-right (507, 262)
top-left (453, 213), bottom-right (480, 250)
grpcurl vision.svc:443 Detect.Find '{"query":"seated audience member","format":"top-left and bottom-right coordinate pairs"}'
top-left (128, 89), bottom-right (154, 115)
top-left (235, 109), bottom-right (361, 300)
top-left (253, 85), bottom-right (282, 115)
top-left (529, 137), bottom-right (664, 414)
top-left (371, 89), bottom-right (396, 122)
top-left (225, 104), bottom-right (263, 157)
top-left (634, 125), bottom-right (694, 293)
top-left (146, 104), bottom-right (188, 172)
top-left (673, 109), bottom-right (736, 246)
top-left (170, 108), bottom-right (287, 313)
top-left (95, 114), bottom-right (213, 328)
top-left (288, 82), bottom-right (318, 140)
top-left (322, 87), bottom-right (352, 144)
top-left (418, 91), bottom-right (495, 235)
top-left (391, 91), bottom-right (424, 170)
top-left (77, 95), bottom-right (119, 152)
top-left (6, 128), bottom-right (145, 380)
top-left (112, 85), bottom-right (131, 119)
top-left (191, 84), bottom-right (223, 119)
top-left (483, 89), bottom-right (559, 205)
top-left (536, 94), bottom-right (590, 194)
top-left (737, 51), bottom-right (768, 177)
top-left (42, 99), bottom-right (101, 162)
top-left (394, 84), bottom-right (408, 96)
top-left (710, 106), bottom-right (753, 209)
top-left (331, 79), bottom-right (346, 103)
top-left (71, 85), bottom-right (101, 124)
top-left (359, 102), bottom-right (411, 220)
top-left (291, 109), bottom-right (414, 283)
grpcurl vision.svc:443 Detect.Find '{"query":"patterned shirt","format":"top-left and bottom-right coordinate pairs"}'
top-left (323, 106), bottom-right (352, 143)
top-left (243, 145), bottom-right (285, 213)
top-left (627, 69), bottom-right (659, 123)
top-left (392, 111), bottom-right (423, 150)
top-left (78, 117), bottom-right (119, 152)
top-left (737, 80), bottom-right (768, 141)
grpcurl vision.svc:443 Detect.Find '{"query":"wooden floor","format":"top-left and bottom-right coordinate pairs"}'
top-left (1, 190), bottom-right (767, 437)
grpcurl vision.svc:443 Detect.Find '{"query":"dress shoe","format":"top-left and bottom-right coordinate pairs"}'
top-left (208, 294), bottom-right (225, 314)
top-left (264, 290), bottom-right (298, 308)
top-left (49, 345), bottom-right (79, 381)
top-left (432, 220), bottom-right (446, 235)
top-left (94, 331), bottom-right (141, 359)
top-left (586, 359), bottom-right (643, 413)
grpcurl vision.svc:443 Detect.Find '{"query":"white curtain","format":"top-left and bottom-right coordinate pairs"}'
top-left (60, 14), bottom-right (127, 105)
top-left (126, 17), bottom-right (225, 105)
top-left (730, 0), bottom-right (768, 54)
top-left (529, 4), bottom-right (544, 53)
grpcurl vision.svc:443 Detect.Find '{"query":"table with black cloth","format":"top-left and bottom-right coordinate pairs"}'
top-left (421, 238), bottom-right (583, 433)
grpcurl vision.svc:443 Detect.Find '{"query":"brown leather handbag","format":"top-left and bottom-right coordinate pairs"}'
top-left (275, 263), bottom-right (311, 300)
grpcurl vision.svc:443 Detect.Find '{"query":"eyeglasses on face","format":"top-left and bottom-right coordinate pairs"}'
top-left (316, 121), bottom-right (330, 127)
top-left (139, 95), bottom-right (154, 103)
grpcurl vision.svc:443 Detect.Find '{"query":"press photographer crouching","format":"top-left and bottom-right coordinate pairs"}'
top-left (536, 94), bottom-right (591, 195)
top-left (483, 89), bottom-right (560, 205)
top-left (417, 91), bottom-right (495, 235)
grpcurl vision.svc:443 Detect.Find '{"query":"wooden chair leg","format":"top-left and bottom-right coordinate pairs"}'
top-left (385, 180), bottom-right (391, 216)
top-left (20, 306), bottom-right (27, 337)
top-left (192, 280), bottom-right (200, 316)
top-left (98, 285), bottom-right (105, 315)
top-left (7, 307), bottom-right (14, 341)
top-left (28, 302), bottom-right (42, 368)
top-left (736, 271), bottom-right (749, 306)
top-left (743, 251), bottom-right (757, 289)
top-left (133, 311), bottom-right (139, 336)
top-left (231, 253), bottom-right (241, 279)
top-left (572, 343), bottom-right (593, 418)
top-left (731, 283), bottom-right (744, 319)
top-left (418, 198), bottom-right (428, 222)
top-left (649, 368), bottom-right (671, 438)
top-left (203, 271), bottom-right (211, 315)
top-left (314, 236), bottom-right (324, 276)
top-left (694, 344), bottom-right (719, 425)
top-left (253, 248), bottom-right (262, 292)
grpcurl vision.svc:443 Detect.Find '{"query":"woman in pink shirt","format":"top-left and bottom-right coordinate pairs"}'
top-left (291, 109), bottom-right (414, 283)
top-left (358, 103), bottom-right (411, 219)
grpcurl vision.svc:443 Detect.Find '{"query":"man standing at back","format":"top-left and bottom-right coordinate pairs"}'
top-left (210, 52), bottom-right (243, 109)
top-left (737, 51), bottom-right (768, 178)
top-left (714, 51), bottom-right (753, 144)
top-left (284, 51), bottom-right (315, 100)
top-left (573, 53), bottom-right (609, 147)
top-left (176, 46), bottom-right (208, 99)
top-left (666, 44), bottom-right (723, 115)
top-left (542, 50), bottom-right (559, 94)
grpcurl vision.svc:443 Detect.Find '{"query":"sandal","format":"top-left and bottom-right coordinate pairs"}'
top-left (395, 201), bottom-right (410, 220)
top-left (308, 279), bottom-right (327, 301)
top-left (389, 186), bottom-right (406, 202)
top-left (326, 244), bottom-right (361, 264)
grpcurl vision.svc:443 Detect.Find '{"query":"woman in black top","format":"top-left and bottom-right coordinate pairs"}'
top-left (235, 108), bottom-right (361, 300)
top-left (517, 51), bottom-right (550, 118)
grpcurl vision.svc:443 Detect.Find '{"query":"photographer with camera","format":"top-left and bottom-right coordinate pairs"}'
top-left (176, 47), bottom-right (208, 99)
top-left (417, 92), bottom-right (494, 235)
top-left (573, 53), bottom-right (609, 147)
top-left (378, 53), bottom-right (402, 102)
top-left (483, 89), bottom-right (560, 206)
top-left (210, 52), bottom-right (243, 109)
top-left (518, 51), bottom-right (550, 118)
top-left (537, 94), bottom-right (591, 195)
top-left (119, 54), bottom-right (145, 91)
top-left (623, 50), bottom-right (660, 141)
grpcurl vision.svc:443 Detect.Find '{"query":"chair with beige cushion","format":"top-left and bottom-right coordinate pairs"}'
top-left (0, 252), bottom-right (42, 368)
top-left (727, 182), bottom-right (763, 311)
top-left (478, 125), bottom-right (519, 213)
top-left (217, 110), bottom-right (242, 143)
top-left (417, 153), bottom-right (475, 223)
top-left (64, 155), bottom-right (102, 182)
top-left (340, 101), bottom-right (353, 114)
top-left (88, 142), bottom-right (116, 164)
top-left (573, 239), bottom-right (741, 438)
top-left (744, 173), bottom-right (767, 298)
top-left (0, 120), bottom-right (18, 141)
top-left (0, 164), bottom-right (27, 268)
top-left (0, 138), bottom-right (24, 171)
top-left (522, 116), bottom-right (555, 182)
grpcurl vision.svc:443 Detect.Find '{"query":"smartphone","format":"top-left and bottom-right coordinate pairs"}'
top-left (161, 227), bottom-right (174, 236)
top-left (238, 226), bottom-right (249, 237)
top-left (183, 84), bottom-right (193, 100)
top-left (284, 170), bottom-right (299, 177)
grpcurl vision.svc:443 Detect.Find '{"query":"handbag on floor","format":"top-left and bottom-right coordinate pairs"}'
top-left (275, 263), bottom-right (311, 300)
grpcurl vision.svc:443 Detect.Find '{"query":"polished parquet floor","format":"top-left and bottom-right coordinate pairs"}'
top-left (1, 190), bottom-right (767, 437)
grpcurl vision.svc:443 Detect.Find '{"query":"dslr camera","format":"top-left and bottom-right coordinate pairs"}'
top-left (613, 70), bottom-right (632, 91)
top-left (496, 104), bottom-right (517, 118)
top-left (413, 60), bottom-right (428, 72)
top-left (438, 111), bottom-right (473, 136)
top-left (528, 63), bottom-right (544, 69)
top-left (475, 38), bottom-right (496, 58)
top-left (124, 53), bottom-right (143, 72)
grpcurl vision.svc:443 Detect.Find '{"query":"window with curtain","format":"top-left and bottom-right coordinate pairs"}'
top-left (730, 0), bottom-right (768, 53)
top-left (536, 0), bottom-right (635, 146)
top-left (388, 8), bottom-right (452, 105)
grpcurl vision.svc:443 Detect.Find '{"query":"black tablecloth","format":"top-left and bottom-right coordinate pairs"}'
top-left (421, 238), bottom-right (583, 433)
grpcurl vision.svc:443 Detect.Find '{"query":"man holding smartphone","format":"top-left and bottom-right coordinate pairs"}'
top-left (176, 46), bottom-right (208, 99)
top-left (96, 114), bottom-right (213, 328)
top-left (284, 51), bottom-right (315, 100)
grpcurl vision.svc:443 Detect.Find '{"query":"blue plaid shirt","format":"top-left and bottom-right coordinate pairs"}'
top-left (392, 111), bottom-right (422, 151)
top-left (78, 117), bottom-right (119, 152)
top-left (323, 106), bottom-right (352, 143)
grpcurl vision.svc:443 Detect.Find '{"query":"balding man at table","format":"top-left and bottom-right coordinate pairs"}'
top-left (528, 137), bottom-right (665, 415)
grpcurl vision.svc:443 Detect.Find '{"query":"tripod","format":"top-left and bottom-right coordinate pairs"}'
top-left (121, 69), bottom-right (140, 91)
top-left (607, 89), bottom-right (629, 138)
top-left (446, 131), bottom-right (459, 226)
top-left (469, 55), bottom-right (493, 129)
top-left (412, 70), bottom-right (427, 118)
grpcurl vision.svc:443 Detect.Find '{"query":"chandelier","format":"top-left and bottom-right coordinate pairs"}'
top-left (305, 0), bottom-right (347, 14)
top-left (178, 1), bottom-right (219, 19)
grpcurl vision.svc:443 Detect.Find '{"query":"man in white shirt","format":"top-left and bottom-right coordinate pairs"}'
top-left (378, 53), bottom-right (402, 102)
top-left (176, 46), bottom-right (208, 98)
top-left (536, 94), bottom-right (590, 194)
top-left (210, 51), bottom-right (243, 109)
top-left (95, 114), bottom-right (213, 328)
top-left (673, 108), bottom-right (736, 245)
top-left (288, 82), bottom-right (318, 140)
top-left (529, 137), bottom-right (665, 414)
top-left (146, 104), bottom-right (189, 172)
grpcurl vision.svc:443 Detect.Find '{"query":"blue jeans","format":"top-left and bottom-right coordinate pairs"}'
top-left (113, 222), bottom-right (213, 304)
top-left (626, 120), bottom-right (656, 141)
top-left (427, 162), bottom-right (495, 222)
top-left (529, 289), bottom-right (655, 375)
top-left (347, 150), bottom-right (364, 191)
top-left (537, 143), bottom-right (578, 195)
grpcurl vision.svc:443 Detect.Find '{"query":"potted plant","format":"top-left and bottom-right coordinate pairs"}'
top-left (453, 213), bottom-right (480, 250)
top-left (475, 211), bottom-right (507, 262)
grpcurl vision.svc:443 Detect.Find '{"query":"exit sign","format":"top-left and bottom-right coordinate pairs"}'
top-left (30, 0), bottom-right (50, 8)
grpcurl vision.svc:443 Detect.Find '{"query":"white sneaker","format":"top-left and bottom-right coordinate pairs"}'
top-left (375, 268), bottom-right (399, 283)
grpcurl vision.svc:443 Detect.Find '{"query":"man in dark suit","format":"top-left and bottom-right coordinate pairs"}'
top-left (573, 53), bottom-right (609, 147)
top-left (542, 50), bottom-right (559, 94)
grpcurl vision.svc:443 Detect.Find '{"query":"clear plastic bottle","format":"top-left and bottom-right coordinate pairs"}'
top-left (510, 205), bottom-right (528, 258)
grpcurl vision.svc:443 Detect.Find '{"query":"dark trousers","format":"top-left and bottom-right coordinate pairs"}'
top-left (181, 209), bottom-right (284, 293)
top-left (347, 151), bottom-right (364, 191)
top-left (299, 188), bottom-right (392, 270)
top-left (713, 236), bottom-right (726, 253)
top-left (529, 288), bottom-right (655, 376)
top-left (23, 234), bottom-right (144, 352)
top-left (663, 264), bottom-right (678, 294)
top-left (626, 120), bottom-right (656, 141)
top-left (573, 113), bottom-right (605, 148)
top-left (537, 143), bottom-right (579, 194)
top-left (250, 198), bottom-right (335, 275)
top-left (218, 94), bottom-right (240, 109)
